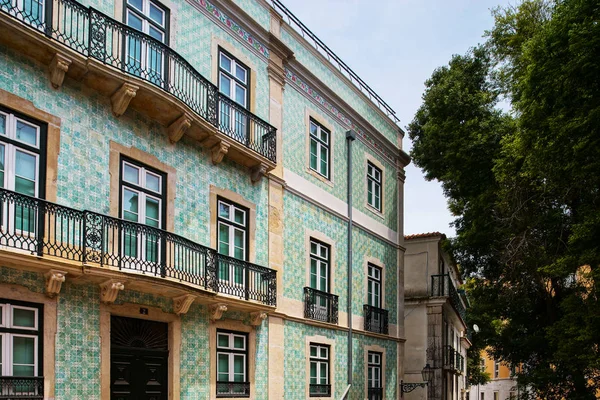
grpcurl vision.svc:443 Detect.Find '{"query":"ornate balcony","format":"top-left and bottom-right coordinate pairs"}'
top-left (0, 188), bottom-right (277, 306)
top-left (442, 345), bottom-right (464, 374)
top-left (0, 376), bottom-right (43, 399)
top-left (367, 387), bottom-right (383, 400)
top-left (309, 384), bottom-right (331, 397)
top-left (216, 381), bottom-right (250, 398)
top-left (431, 274), bottom-right (467, 323)
top-left (0, 0), bottom-right (276, 178)
top-left (303, 287), bottom-right (338, 324)
top-left (363, 304), bottom-right (389, 334)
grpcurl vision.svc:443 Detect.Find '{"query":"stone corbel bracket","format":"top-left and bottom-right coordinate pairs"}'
top-left (45, 270), bottom-right (67, 298)
top-left (249, 311), bottom-right (267, 326)
top-left (111, 83), bottom-right (138, 117)
top-left (211, 141), bottom-right (230, 165)
top-left (209, 303), bottom-right (228, 321)
top-left (168, 113), bottom-right (192, 144)
top-left (49, 53), bottom-right (71, 89)
top-left (250, 163), bottom-right (268, 183)
top-left (99, 280), bottom-right (125, 304)
top-left (173, 294), bottom-right (196, 315)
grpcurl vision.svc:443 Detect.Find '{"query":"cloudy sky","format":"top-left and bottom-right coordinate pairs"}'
top-left (279, 0), bottom-right (511, 237)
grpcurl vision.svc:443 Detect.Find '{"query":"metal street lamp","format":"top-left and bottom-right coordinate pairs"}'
top-left (400, 364), bottom-right (433, 397)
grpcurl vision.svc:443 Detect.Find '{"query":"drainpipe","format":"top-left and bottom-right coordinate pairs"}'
top-left (346, 130), bottom-right (356, 392)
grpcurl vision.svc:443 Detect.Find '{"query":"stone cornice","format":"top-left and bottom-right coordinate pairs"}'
top-left (286, 62), bottom-right (407, 167)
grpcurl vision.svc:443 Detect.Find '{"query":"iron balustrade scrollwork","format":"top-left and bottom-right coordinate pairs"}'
top-left (0, 376), bottom-right (44, 399)
top-left (216, 381), bottom-right (250, 398)
top-left (309, 384), bottom-right (331, 397)
top-left (368, 387), bottom-right (383, 400)
top-left (430, 274), bottom-right (467, 323)
top-left (214, 253), bottom-right (277, 305)
top-left (363, 304), bottom-right (389, 334)
top-left (303, 287), bottom-right (338, 324)
top-left (0, 0), bottom-right (277, 162)
top-left (0, 188), bottom-right (277, 306)
top-left (443, 345), bottom-right (463, 373)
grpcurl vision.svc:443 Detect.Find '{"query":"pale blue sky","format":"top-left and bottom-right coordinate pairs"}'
top-left (280, 0), bottom-right (511, 237)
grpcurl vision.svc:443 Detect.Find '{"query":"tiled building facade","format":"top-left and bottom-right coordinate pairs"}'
top-left (0, 0), bottom-right (409, 399)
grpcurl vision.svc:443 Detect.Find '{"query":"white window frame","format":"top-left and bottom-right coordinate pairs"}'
top-left (218, 51), bottom-right (249, 108)
top-left (217, 198), bottom-right (248, 287)
top-left (309, 344), bottom-right (329, 392)
top-left (124, 0), bottom-right (168, 83)
top-left (367, 161), bottom-right (382, 212)
top-left (309, 119), bottom-right (330, 180)
top-left (0, 301), bottom-right (41, 377)
top-left (367, 351), bottom-right (382, 389)
top-left (120, 159), bottom-right (165, 265)
top-left (309, 239), bottom-right (329, 293)
top-left (367, 264), bottom-right (382, 308)
top-left (216, 330), bottom-right (248, 396)
top-left (494, 361), bottom-right (499, 378)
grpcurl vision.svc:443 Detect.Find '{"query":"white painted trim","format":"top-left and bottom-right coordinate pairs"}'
top-left (284, 169), bottom-right (398, 245)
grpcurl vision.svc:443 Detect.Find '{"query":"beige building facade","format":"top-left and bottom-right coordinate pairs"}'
top-left (403, 233), bottom-right (470, 400)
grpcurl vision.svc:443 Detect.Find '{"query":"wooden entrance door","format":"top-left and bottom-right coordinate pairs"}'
top-left (110, 316), bottom-right (168, 400)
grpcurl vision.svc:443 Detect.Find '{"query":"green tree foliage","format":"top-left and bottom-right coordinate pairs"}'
top-left (408, 0), bottom-right (600, 398)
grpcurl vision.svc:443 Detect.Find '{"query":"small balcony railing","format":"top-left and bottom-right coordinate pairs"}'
top-left (216, 381), bottom-right (250, 398)
top-left (0, 0), bottom-right (277, 162)
top-left (443, 345), bottom-right (464, 374)
top-left (309, 384), bottom-right (331, 397)
top-left (363, 304), bottom-right (389, 334)
top-left (0, 188), bottom-right (277, 306)
top-left (304, 287), bottom-right (338, 324)
top-left (368, 387), bottom-right (383, 400)
top-left (431, 274), bottom-right (467, 323)
top-left (0, 376), bottom-right (44, 399)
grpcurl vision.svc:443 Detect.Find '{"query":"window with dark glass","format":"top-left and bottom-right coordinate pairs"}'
top-left (0, 299), bottom-right (43, 378)
top-left (124, 0), bottom-right (169, 83)
top-left (119, 157), bottom-right (166, 263)
top-left (309, 119), bottom-right (330, 179)
top-left (0, 107), bottom-right (46, 235)
top-left (217, 198), bottom-right (249, 286)
top-left (218, 49), bottom-right (250, 140)
top-left (367, 351), bottom-right (382, 399)
top-left (309, 343), bottom-right (330, 397)
top-left (367, 264), bottom-right (381, 308)
top-left (216, 330), bottom-right (249, 397)
top-left (367, 162), bottom-right (382, 211)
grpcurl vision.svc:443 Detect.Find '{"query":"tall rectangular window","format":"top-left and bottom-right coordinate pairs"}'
top-left (367, 264), bottom-right (382, 308)
top-left (217, 198), bottom-right (249, 285)
top-left (309, 119), bottom-right (330, 179)
top-left (309, 239), bottom-right (330, 294)
top-left (493, 392), bottom-right (499, 400)
top-left (120, 157), bottom-right (166, 263)
top-left (124, 0), bottom-right (169, 84)
top-left (0, 108), bottom-right (46, 236)
top-left (494, 361), bottom-right (499, 378)
top-left (0, 299), bottom-right (43, 378)
top-left (218, 49), bottom-right (250, 141)
top-left (367, 162), bottom-right (382, 211)
top-left (216, 330), bottom-right (249, 398)
top-left (367, 351), bottom-right (382, 397)
top-left (309, 343), bottom-right (330, 397)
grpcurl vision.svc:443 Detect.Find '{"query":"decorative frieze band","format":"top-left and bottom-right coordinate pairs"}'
top-left (195, 0), bottom-right (270, 59)
top-left (285, 68), bottom-right (399, 165)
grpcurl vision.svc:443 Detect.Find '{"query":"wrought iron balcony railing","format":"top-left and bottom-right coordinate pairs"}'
top-left (0, 0), bottom-right (277, 163)
top-left (442, 345), bottom-right (464, 374)
top-left (303, 287), bottom-right (338, 324)
top-left (216, 381), bottom-right (250, 398)
top-left (0, 376), bottom-right (44, 399)
top-left (309, 384), bottom-right (331, 397)
top-left (368, 387), bottom-right (383, 400)
top-left (363, 304), bottom-right (389, 334)
top-left (0, 188), bottom-right (277, 306)
top-left (431, 274), bottom-right (467, 323)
